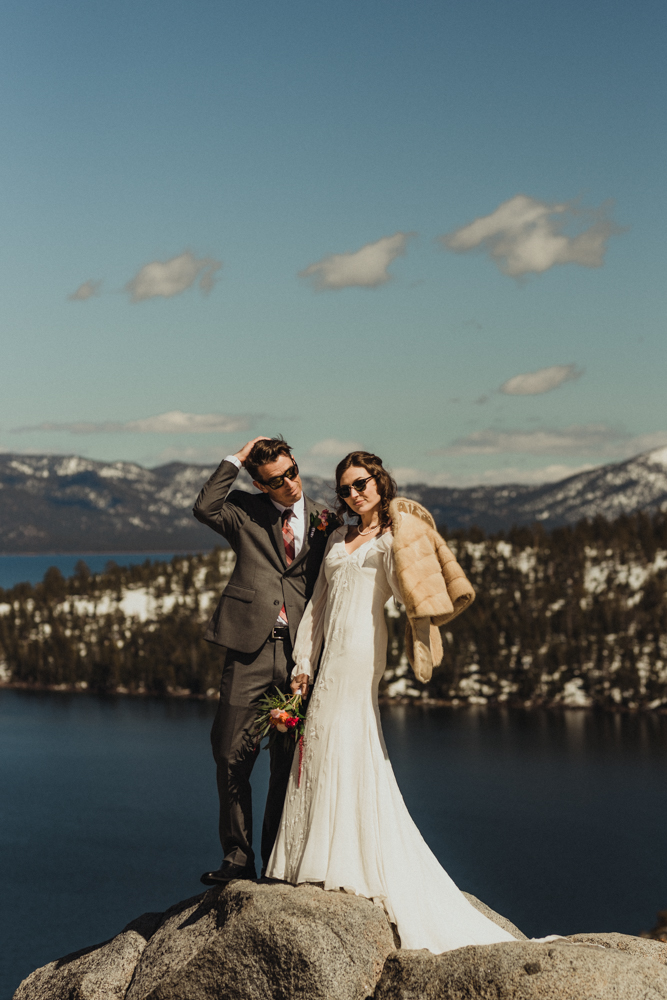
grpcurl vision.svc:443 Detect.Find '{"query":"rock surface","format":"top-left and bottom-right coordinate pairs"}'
top-left (13, 912), bottom-right (162, 1000)
top-left (126, 881), bottom-right (395, 1000)
top-left (15, 881), bottom-right (667, 1000)
top-left (463, 891), bottom-right (528, 940)
top-left (14, 882), bottom-right (395, 1000)
top-left (643, 910), bottom-right (667, 942)
top-left (374, 938), bottom-right (667, 1000)
top-left (568, 931), bottom-right (667, 965)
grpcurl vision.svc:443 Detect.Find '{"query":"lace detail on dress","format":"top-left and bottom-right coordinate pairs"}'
top-left (267, 530), bottom-right (517, 953)
top-left (327, 556), bottom-right (354, 645)
top-left (305, 674), bottom-right (331, 744)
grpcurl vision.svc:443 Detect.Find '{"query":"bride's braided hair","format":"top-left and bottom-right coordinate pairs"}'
top-left (334, 451), bottom-right (397, 532)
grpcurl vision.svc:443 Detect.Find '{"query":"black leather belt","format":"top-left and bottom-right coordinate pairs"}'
top-left (270, 625), bottom-right (290, 641)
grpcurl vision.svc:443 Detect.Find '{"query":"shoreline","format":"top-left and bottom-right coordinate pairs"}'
top-left (2, 680), bottom-right (666, 713)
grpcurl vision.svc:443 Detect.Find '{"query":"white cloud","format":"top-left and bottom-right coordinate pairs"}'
top-left (12, 411), bottom-right (251, 435)
top-left (436, 425), bottom-right (667, 458)
top-left (306, 438), bottom-right (362, 457)
top-left (387, 463), bottom-right (597, 487)
top-left (147, 446), bottom-right (224, 466)
top-left (439, 424), bottom-right (623, 456)
top-left (68, 280), bottom-right (102, 301)
top-left (440, 195), bottom-right (623, 277)
top-left (622, 431), bottom-right (667, 455)
top-left (500, 364), bottom-right (582, 396)
top-left (389, 466), bottom-right (422, 486)
top-left (298, 438), bottom-right (363, 476)
top-left (299, 233), bottom-right (414, 290)
top-left (464, 463), bottom-right (597, 485)
top-left (126, 252), bottom-right (222, 302)
top-left (122, 412), bottom-right (250, 433)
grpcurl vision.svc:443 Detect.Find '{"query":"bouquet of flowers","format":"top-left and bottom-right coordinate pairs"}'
top-left (252, 688), bottom-right (307, 785)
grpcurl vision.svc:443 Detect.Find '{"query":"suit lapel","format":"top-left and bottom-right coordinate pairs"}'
top-left (260, 495), bottom-right (288, 569)
top-left (285, 494), bottom-right (318, 575)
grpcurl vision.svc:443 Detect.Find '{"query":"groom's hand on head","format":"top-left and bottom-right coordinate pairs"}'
top-left (234, 436), bottom-right (270, 466)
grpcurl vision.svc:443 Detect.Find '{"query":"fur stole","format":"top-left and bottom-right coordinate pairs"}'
top-left (389, 497), bottom-right (475, 683)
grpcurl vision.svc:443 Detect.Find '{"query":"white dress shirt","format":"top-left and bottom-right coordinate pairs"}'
top-left (268, 495), bottom-right (305, 558)
top-left (224, 454), bottom-right (306, 625)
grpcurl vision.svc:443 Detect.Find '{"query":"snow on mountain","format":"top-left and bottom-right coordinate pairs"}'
top-left (507, 448), bottom-right (667, 527)
top-left (1, 449), bottom-right (666, 553)
top-left (0, 453), bottom-right (335, 553)
top-left (403, 448), bottom-right (667, 533)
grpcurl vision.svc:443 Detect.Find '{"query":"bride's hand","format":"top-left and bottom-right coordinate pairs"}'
top-left (291, 673), bottom-right (310, 698)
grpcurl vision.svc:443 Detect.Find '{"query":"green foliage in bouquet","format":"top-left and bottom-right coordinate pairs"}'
top-left (252, 688), bottom-right (306, 750)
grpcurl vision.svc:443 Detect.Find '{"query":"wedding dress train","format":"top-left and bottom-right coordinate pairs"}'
top-left (266, 526), bottom-right (516, 953)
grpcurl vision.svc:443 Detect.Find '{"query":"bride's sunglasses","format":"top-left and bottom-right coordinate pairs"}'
top-left (336, 475), bottom-right (375, 499)
top-left (262, 462), bottom-right (299, 490)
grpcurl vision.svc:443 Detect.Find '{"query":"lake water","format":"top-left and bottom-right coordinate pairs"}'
top-left (0, 553), bottom-right (191, 591)
top-left (2, 691), bottom-right (667, 998)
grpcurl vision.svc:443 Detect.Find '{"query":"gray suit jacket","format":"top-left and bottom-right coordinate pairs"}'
top-left (193, 460), bottom-right (332, 653)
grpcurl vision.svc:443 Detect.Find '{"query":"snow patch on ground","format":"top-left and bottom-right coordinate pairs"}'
top-left (118, 589), bottom-right (152, 621)
top-left (559, 677), bottom-right (593, 708)
top-left (515, 548), bottom-right (537, 577)
top-left (584, 548), bottom-right (667, 596)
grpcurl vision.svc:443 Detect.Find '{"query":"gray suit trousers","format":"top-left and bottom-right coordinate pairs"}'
top-left (211, 637), bottom-right (295, 871)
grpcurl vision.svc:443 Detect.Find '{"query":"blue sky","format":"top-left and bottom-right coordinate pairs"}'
top-left (1, 0), bottom-right (665, 485)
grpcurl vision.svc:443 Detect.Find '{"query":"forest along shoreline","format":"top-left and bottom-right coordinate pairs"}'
top-left (1, 509), bottom-right (667, 712)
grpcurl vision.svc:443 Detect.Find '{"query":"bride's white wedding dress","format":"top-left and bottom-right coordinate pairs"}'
top-left (266, 525), bottom-right (516, 953)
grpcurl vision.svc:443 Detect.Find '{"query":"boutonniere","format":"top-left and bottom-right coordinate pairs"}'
top-left (309, 509), bottom-right (338, 540)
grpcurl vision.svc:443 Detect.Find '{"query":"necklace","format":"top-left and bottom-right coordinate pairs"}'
top-left (358, 523), bottom-right (379, 536)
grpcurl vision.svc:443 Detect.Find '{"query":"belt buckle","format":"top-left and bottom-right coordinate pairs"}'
top-left (271, 625), bottom-right (287, 640)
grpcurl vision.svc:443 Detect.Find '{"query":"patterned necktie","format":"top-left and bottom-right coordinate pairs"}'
top-left (281, 508), bottom-right (295, 565)
top-left (278, 509), bottom-right (294, 624)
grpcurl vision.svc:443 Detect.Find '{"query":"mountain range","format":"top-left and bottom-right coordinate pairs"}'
top-left (1, 447), bottom-right (667, 553)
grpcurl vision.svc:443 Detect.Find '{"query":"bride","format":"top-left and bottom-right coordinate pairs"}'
top-left (265, 450), bottom-right (516, 953)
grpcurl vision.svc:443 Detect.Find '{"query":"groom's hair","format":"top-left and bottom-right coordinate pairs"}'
top-left (246, 437), bottom-right (294, 482)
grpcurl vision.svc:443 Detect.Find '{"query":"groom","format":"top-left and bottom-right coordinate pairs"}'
top-left (193, 436), bottom-right (331, 885)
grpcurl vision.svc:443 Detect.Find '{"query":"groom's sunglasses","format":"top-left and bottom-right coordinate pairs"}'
top-left (262, 462), bottom-right (299, 490)
top-left (336, 475), bottom-right (375, 499)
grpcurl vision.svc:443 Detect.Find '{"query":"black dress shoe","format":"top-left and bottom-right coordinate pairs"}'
top-left (200, 861), bottom-right (257, 886)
